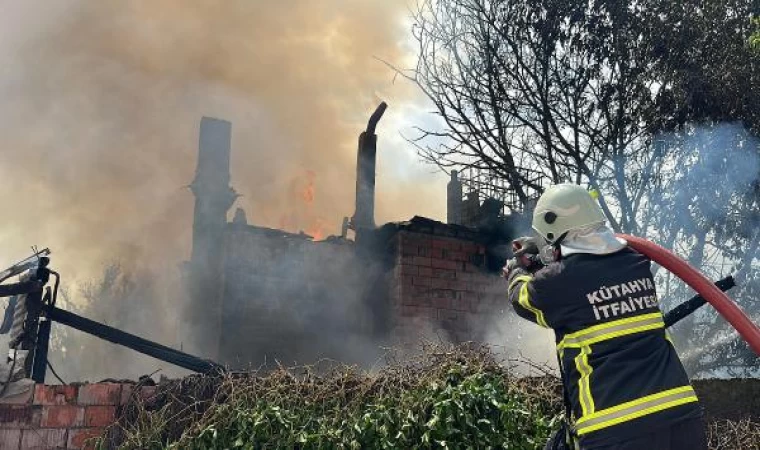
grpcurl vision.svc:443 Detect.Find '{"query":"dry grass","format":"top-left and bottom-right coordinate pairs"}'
top-left (708, 418), bottom-right (760, 450)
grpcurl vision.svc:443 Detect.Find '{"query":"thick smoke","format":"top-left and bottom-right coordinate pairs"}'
top-left (0, 1), bottom-right (443, 281)
top-left (474, 220), bottom-right (557, 373)
top-left (0, 1), bottom-right (448, 381)
top-left (661, 123), bottom-right (760, 245)
top-left (649, 123), bottom-right (760, 301)
top-left (484, 310), bottom-right (557, 375)
top-left (650, 123), bottom-right (760, 377)
top-left (480, 123), bottom-right (760, 376)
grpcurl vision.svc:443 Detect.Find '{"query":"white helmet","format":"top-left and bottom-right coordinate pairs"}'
top-left (532, 184), bottom-right (606, 244)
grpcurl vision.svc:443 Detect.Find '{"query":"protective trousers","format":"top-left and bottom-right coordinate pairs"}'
top-left (582, 418), bottom-right (707, 450)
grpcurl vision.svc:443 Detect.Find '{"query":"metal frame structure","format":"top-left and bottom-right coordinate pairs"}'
top-left (458, 166), bottom-right (545, 216)
top-left (1, 251), bottom-right (222, 385)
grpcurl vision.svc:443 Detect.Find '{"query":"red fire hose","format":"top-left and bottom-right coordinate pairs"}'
top-left (619, 234), bottom-right (760, 356)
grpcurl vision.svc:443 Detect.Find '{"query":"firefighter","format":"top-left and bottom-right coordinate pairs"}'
top-left (504, 184), bottom-right (706, 450)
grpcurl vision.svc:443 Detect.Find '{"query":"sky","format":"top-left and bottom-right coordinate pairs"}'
top-left (0, 1), bottom-right (448, 283)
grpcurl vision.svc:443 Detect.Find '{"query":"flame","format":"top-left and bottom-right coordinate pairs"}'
top-left (279, 169), bottom-right (327, 240)
top-left (306, 218), bottom-right (327, 241)
top-left (301, 170), bottom-right (316, 204)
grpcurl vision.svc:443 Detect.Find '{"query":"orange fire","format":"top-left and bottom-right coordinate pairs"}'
top-left (301, 170), bottom-right (316, 204)
top-left (306, 218), bottom-right (327, 241)
top-left (279, 169), bottom-right (327, 241)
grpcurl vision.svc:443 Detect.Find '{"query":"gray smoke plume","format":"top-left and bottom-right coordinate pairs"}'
top-left (0, 1), bottom-right (442, 282)
top-left (647, 122), bottom-right (760, 377)
top-left (484, 310), bottom-right (557, 375)
top-left (0, 1), bottom-right (449, 381)
top-left (480, 122), bottom-right (760, 377)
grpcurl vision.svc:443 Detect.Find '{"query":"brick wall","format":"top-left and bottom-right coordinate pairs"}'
top-left (0, 383), bottom-right (154, 450)
top-left (389, 229), bottom-right (505, 344)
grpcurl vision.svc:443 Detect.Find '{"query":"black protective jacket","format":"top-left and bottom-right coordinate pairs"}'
top-left (508, 248), bottom-right (701, 448)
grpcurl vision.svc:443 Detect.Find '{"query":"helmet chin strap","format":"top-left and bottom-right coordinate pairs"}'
top-left (552, 231), bottom-right (569, 247)
top-left (539, 231), bottom-right (568, 264)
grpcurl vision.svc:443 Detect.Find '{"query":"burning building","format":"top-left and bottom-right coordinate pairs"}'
top-left (182, 106), bottom-right (531, 369)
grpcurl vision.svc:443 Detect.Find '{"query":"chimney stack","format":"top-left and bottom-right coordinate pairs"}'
top-left (447, 170), bottom-right (463, 225)
top-left (352, 102), bottom-right (387, 240)
top-left (185, 116), bottom-right (237, 360)
top-left (232, 207), bottom-right (248, 225)
top-left (190, 117), bottom-right (237, 263)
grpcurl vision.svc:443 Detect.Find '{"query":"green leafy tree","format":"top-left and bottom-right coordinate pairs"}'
top-left (750, 16), bottom-right (760, 49)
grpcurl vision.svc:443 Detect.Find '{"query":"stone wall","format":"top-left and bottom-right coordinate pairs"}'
top-left (0, 383), bottom-right (155, 450)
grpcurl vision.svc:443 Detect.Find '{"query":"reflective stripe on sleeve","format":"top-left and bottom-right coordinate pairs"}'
top-left (575, 385), bottom-right (699, 435)
top-left (508, 275), bottom-right (533, 292)
top-left (510, 276), bottom-right (549, 328)
top-left (558, 313), bottom-right (664, 351)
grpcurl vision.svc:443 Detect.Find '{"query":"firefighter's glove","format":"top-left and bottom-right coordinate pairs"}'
top-left (511, 236), bottom-right (545, 273)
top-left (502, 258), bottom-right (520, 278)
top-left (504, 261), bottom-right (529, 292)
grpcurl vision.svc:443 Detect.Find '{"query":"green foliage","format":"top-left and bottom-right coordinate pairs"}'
top-left (646, 0), bottom-right (760, 134)
top-left (95, 345), bottom-right (759, 449)
top-left (102, 345), bottom-right (562, 449)
top-left (181, 371), bottom-right (553, 449)
top-left (751, 17), bottom-right (760, 50)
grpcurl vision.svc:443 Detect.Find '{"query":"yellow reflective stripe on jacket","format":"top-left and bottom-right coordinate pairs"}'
top-left (508, 275), bottom-right (532, 291)
top-left (575, 386), bottom-right (699, 435)
top-left (575, 345), bottom-right (595, 416)
top-left (508, 275), bottom-right (549, 328)
top-left (558, 313), bottom-right (664, 351)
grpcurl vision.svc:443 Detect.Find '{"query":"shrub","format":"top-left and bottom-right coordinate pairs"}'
top-left (99, 343), bottom-right (760, 449)
top-left (102, 344), bottom-right (561, 449)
